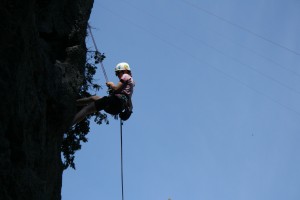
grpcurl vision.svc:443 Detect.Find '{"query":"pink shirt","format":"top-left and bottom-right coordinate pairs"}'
top-left (119, 74), bottom-right (134, 97)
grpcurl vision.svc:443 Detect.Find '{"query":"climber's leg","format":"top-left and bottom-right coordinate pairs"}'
top-left (72, 102), bottom-right (97, 124)
top-left (76, 96), bottom-right (101, 106)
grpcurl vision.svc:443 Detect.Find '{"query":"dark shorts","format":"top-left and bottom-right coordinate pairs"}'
top-left (94, 95), bottom-right (123, 115)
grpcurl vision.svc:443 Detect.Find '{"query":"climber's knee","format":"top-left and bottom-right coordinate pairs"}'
top-left (91, 96), bottom-right (101, 101)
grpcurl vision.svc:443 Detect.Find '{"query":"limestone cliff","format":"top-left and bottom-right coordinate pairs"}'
top-left (0, 0), bottom-right (93, 199)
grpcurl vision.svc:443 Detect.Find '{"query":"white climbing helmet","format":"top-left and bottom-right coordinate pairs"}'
top-left (115, 62), bottom-right (131, 71)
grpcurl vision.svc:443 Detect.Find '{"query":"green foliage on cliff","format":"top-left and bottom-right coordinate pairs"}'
top-left (62, 51), bottom-right (108, 169)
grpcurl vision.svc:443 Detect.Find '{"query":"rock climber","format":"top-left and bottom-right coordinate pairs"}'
top-left (72, 62), bottom-right (135, 124)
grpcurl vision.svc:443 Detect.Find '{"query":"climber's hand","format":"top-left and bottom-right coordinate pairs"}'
top-left (106, 82), bottom-right (114, 88)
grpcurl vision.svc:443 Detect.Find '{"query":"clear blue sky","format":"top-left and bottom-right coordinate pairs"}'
top-left (62, 0), bottom-right (300, 199)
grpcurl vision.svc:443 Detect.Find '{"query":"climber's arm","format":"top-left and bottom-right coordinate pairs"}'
top-left (106, 81), bottom-right (123, 92)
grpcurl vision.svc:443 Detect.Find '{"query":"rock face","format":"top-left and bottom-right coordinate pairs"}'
top-left (0, 0), bottom-right (93, 199)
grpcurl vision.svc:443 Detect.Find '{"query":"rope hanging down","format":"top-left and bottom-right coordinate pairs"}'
top-left (120, 119), bottom-right (125, 200)
top-left (87, 23), bottom-right (125, 200)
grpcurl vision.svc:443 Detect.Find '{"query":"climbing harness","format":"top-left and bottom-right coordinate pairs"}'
top-left (88, 23), bottom-right (127, 200)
